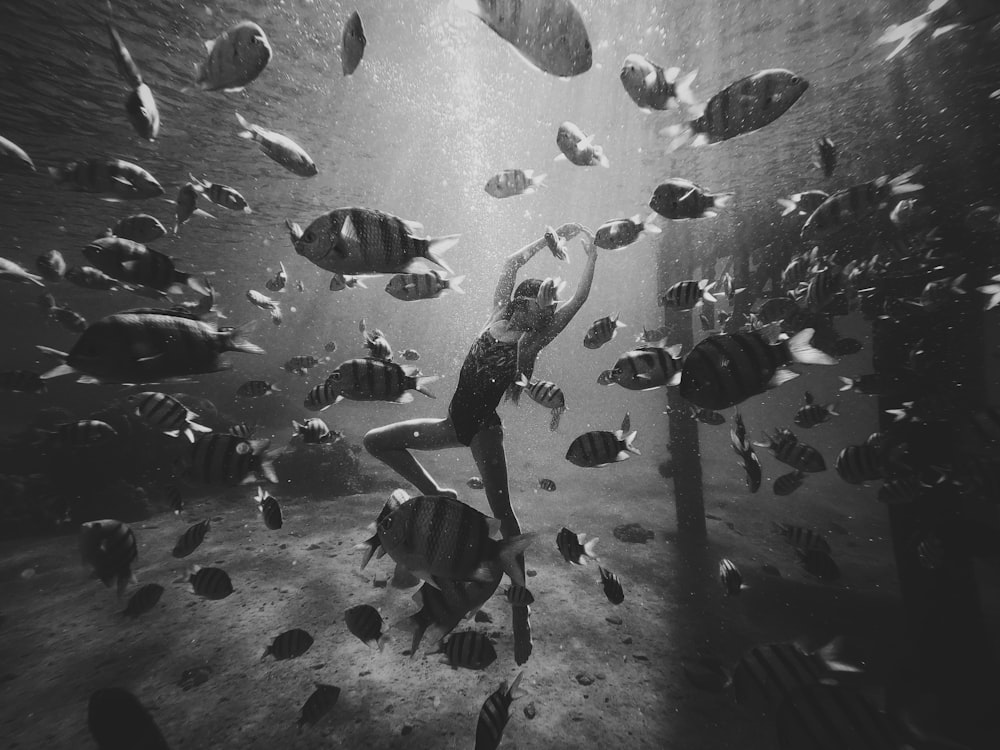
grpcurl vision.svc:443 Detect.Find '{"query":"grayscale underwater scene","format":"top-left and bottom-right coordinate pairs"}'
top-left (0, 0), bottom-right (999, 748)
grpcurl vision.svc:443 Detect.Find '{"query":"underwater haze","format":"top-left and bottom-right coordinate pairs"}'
top-left (1, 0), bottom-right (999, 749)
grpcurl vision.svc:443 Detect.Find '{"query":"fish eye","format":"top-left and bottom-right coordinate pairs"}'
top-left (303, 230), bottom-right (314, 243)
top-left (791, 76), bottom-right (801, 85)
top-left (381, 517), bottom-right (392, 531)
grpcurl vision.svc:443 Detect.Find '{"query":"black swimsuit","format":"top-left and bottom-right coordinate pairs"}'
top-left (448, 329), bottom-right (520, 446)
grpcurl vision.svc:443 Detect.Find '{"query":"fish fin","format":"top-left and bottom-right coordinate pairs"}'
top-left (712, 192), bottom-right (734, 209)
top-left (777, 198), bottom-right (797, 216)
top-left (839, 376), bottom-right (856, 391)
top-left (788, 328), bottom-right (837, 365)
top-left (642, 212), bottom-right (662, 234)
top-left (193, 208), bottom-right (215, 220)
top-left (531, 172), bottom-right (547, 188)
top-left (235, 112), bottom-right (255, 139)
top-left (768, 369), bottom-right (800, 388)
top-left (414, 375), bottom-right (438, 399)
top-left (675, 68), bottom-right (698, 106)
top-left (401, 219), bottom-right (425, 235)
top-left (497, 533), bottom-right (538, 588)
top-left (393, 392), bottom-right (415, 404)
top-left (667, 371), bottom-right (682, 386)
top-left (553, 152), bottom-right (568, 162)
top-left (424, 234), bottom-right (459, 275)
top-left (549, 407), bottom-right (563, 431)
top-left (445, 274), bottom-right (465, 294)
top-left (224, 320), bottom-right (265, 355)
top-left (583, 536), bottom-right (600, 560)
top-left (663, 66), bottom-right (679, 84)
top-left (623, 430), bottom-right (640, 455)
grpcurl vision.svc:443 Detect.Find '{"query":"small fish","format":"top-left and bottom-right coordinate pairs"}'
top-left (166, 484), bottom-right (183, 514)
top-left (80, 519), bottom-right (138, 597)
top-left (187, 565), bottom-right (233, 599)
top-left (543, 225), bottom-right (569, 261)
top-left (505, 584), bottom-right (534, 607)
top-left (612, 343), bottom-right (684, 390)
top-left (173, 182), bottom-right (200, 235)
top-left (195, 21), bottom-right (272, 92)
top-left (566, 420), bottom-right (640, 467)
top-left (341, 10), bottom-right (366, 76)
top-left (88, 688), bottom-right (169, 750)
top-left (620, 55), bottom-right (697, 110)
top-left (265, 262), bottom-right (287, 292)
top-left (329, 273), bottom-right (367, 292)
top-left (297, 684), bottom-right (341, 732)
top-left (111, 214), bottom-right (167, 243)
top-left (796, 549), bottom-right (841, 582)
top-left (48, 306), bottom-right (88, 333)
top-left (246, 289), bottom-right (282, 325)
top-left (772, 522), bottom-right (831, 555)
top-left (64, 265), bottom-right (132, 292)
top-left (583, 313), bottom-right (626, 349)
top-left (555, 121), bottom-right (609, 167)
top-left (292, 417), bottom-right (338, 444)
top-left (256, 486), bottom-right (283, 530)
top-left (802, 168), bottom-right (923, 240)
top-left (659, 279), bottom-right (717, 310)
top-left (516, 374), bottom-right (567, 430)
top-left (756, 429), bottom-right (827, 473)
top-left (360, 318), bottom-right (392, 359)
top-left (295, 280), bottom-right (305, 292)
top-left (834, 444), bottom-right (884, 485)
top-left (719, 558), bottom-right (744, 596)
top-left (344, 604), bottom-right (386, 649)
top-left (556, 526), bottom-right (599, 565)
top-left (813, 137), bottom-right (838, 177)
top-left (475, 671), bottom-right (524, 750)
top-left (594, 212), bottom-right (661, 250)
top-left (777, 190), bottom-right (830, 217)
top-left (236, 380), bottom-right (279, 398)
top-left (398, 348), bottom-right (420, 361)
top-left (649, 178), bottom-right (733, 220)
top-left (794, 392), bottom-right (839, 428)
top-left (49, 157), bottom-right (163, 200)
top-left (0, 134), bottom-right (35, 171)
top-left (304, 382), bottom-right (341, 412)
top-left (484, 169), bottom-right (546, 199)
top-left (189, 174), bottom-right (251, 213)
top-left (122, 582), bottom-right (164, 618)
top-left (171, 519), bottom-right (210, 558)
top-left (538, 478), bottom-right (556, 492)
top-left (385, 270), bottom-right (464, 301)
top-left (0, 257), bottom-right (44, 287)
top-left (43, 419), bottom-right (118, 447)
top-left (324, 341), bottom-right (338, 353)
top-left (36, 250), bottom-right (67, 281)
top-left (131, 391), bottom-right (211, 442)
top-left (261, 628), bottom-right (314, 660)
top-left (466, 476), bottom-right (485, 490)
top-left (236, 112), bottom-right (316, 177)
top-left (436, 630), bottom-right (497, 670)
top-left (283, 354), bottom-right (320, 375)
top-left (326, 358), bottom-right (437, 404)
top-left (773, 470), bottom-right (806, 496)
top-left (598, 565), bottom-right (624, 604)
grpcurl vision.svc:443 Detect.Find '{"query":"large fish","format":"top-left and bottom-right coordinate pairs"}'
top-left (663, 69), bottom-right (809, 149)
top-left (83, 236), bottom-right (208, 295)
top-left (291, 207), bottom-right (459, 275)
top-left (649, 178), bottom-right (734, 220)
top-left (341, 10), bottom-right (366, 75)
top-left (184, 433), bottom-right (278, 485)
top-left (801, 167), bottom-right (923, 240)
top-left (37, 310), bottom-right (263, 385)
top-left (326, 357), bottom-right (437, 403)
top-left (195, 21), bottom-right (272, 91)
top-left (456, 0), bottom-right (591, 78)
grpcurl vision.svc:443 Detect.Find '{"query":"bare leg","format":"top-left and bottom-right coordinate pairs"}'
top-left (363, 417), bottom-right (463, 499)
top-left (470, 422), bottom-right (532, 665)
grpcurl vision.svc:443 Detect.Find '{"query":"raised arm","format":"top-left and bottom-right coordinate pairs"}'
top-left (492, 222), bottom-right (589, 312)
top-left (532, 231), bottom-right (598, 349)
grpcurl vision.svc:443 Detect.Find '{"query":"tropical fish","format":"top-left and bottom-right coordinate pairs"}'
top-left (794, 391), bottom-right (839, 428)
top-left (755, 429), bottom-right (827, 472)
top-left (0, 134), bottom-right (34, 171)
top-left (297, 684), bottom-right (341, 732)
top-left (801, 167), bottom-right (923, 239)
top-left (456, 0), bottom-right (591, 78)
top-left (777, 189), bottom-right (830, 217)
top-left (556, 526), bottom-right (598, 564)
top-left (611, 342), bottom-right (683, 390)
top-left (874, 0), bottom-right (962, 61)
top-left (261, 629), bottom-right (314, 660)
top-left (83, 236), bottom-right (208, 295)
top-left (538, 478), bottom-right (556, 492)
top-left (398, 348), bottom-right (421, 361)
top-left (620, 54), bottom-right (697, 110)
top-left (40, 419), bottom-right (116, 447)
top-left (658, 279), bottom-right (717, 309)
top-left (435, 630), bottom-right (497, 670)
top-left (236, 380), bottom-right (279, 398)
top-left (329, 272), bottom-right (367, 291)
top-left (773, 470), bottom-right (806, 496)
top-left (189, 174), bottom-right (251, 213)
top-left (344, 604), bottom-right (386, 650)
top-left (515, 374), bottom-right (566, 430)
top-left (385, 270), bottom-right (465, 301)
top-left (303, 381), bottom-right (341, 412)
top-left (292, 417), bottom-right (339, 443)
top-left (173, 182), bottom-right (203, 235)
top-left (48, 158), bottom-right (163, 200)
top-left (65, 266), bottom-right (132, 292)
top-left (80, 519), bottom-right (138, 597)
top-left (187, 565), bottom-right (233, 599)
top-left (663, 69), bottom-right (809, 149)
top-left (834, 444), bottom-right (884, 484)
top-left (543, 225), bottom-right (569, 261)
top-left (291, 207), bottom-right (458, 275)
top-left (326, 358), bottom-right (437, 404)
top-left (341, 10), bottom-right (366, 75)
top-left (505, 583), bottom-right (534, 606)
top-left (649, 179), bottom-right (733, 220)
top-left (171, 519), bottom-right (210, 558)
top-left (594, 213), bottom-right (661, 249)
top-left (402, 576), bottom-right (500, 655)
top-left (236, 112), bottom-right (316, 177)
top-left (283, 354), bottom-right (319, 375)
top-left (183, 433), bottom-right (278, 485)
top-left (106, 2), bottom-right (160, 141)
top-left (131, 391), bottom-right (211, 442)
top-left (583, 313), bottom-right (625, 349)
top-left (195, 21), bottom-right (272, 91)
top-left (122, 582), bottom-right (164, 618)
top-left (110, 214), bottom-right (167, 243)
top-left (598, 565), bottom-right (624, 604)
top-left (565, 412), bottom-right (640, 466)
top-left (554, 121), bottom-right (609, 167)
top-left (475, 671), bottom-right (524, 750)
top-left (256, 486), bottom-right (283, 529)
top-left (484, 169), bottom-right (546, 198)
top-left (0, 257), bottom-right (44, 287)
top-left (88, 688), bottom-right (169, 750)
top-left (772, 522), bottom-right (831, 555)
top-left (246, 289), bottom-right (282, 325)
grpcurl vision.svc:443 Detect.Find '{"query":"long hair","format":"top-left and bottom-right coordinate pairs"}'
top-left (500, 278), bottom-right (555, 404)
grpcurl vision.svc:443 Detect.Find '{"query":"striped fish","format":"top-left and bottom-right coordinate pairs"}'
top-left (292, 417), bottom-right (336, 443)
top-left (611, 342), bottom-right (683, 390)
top-left (475, 672), bottom-right (524, 750)
top-left (344, 604), bottom-right (386, 650)
top-left (775, 684), bottom-right (911, 750)
top-left (556, 527), bottom-right (599, 564)
top-left (797, 549), bottom-right (841, 582)
top-left (537, 478), bottom-right (556, 492)
top-left (236, 380), bottom-right (279, 398)
top-left (659, 279), bottom-right (717, 309)
top-left (835, 444), bottom-right (884, 484)
top-left (297, 684), bottom-right (341, 732)
top-left (385, 270), bottom-right (465, 301)
top-left (80, 519), bottom-right (138, 597)
top-left (111, 214), bottom-right (167, 243)
top-left (405, 576), bottom-right (501, 655)
top-left (48, 158), bottom-right (163, 199)
top-left (173, 182), bottom-right (209, 235)
top-left (48, 306), bottom-right (88, 333)
top-left (328, 272), bottom-right (366, 291)
top-left (649, 178), bottom-right (733, 220)
top-left (437, 630), bottom-right (497, 670)
top-left (0, 370), bottom-right (46, 393)
top-left (599, 565), bottom-right (624, 604)
top-left (45, 420), bottom-right (118, 447)
top-left (664, 69), bottom-right (809, 149)
top-left (255, 486), bottom-right (283, 529)
top-left (377, 494), bottom-right (535, 586)
top-left (291, 206), bottom-right (459, 275)
top-left (187, 565), bottom-right (233, 599)
top-left (171, 519), bottom-right (210, 558)
top-left (360, 319), bottom-right (392, 360)
top-left (304, 381), bottom-right (341, 412)
top-left (774, 470), bottom-right (806, 496)
top-left (583, 313), bottom-right (625, 349)
top-left (505, 584), bottom-right (534, 607)
top-left (122, 583), bottom-right (164, 618)
top-left (189, 174), bottom-right (251, 213)
top-left (185, 433), bottom-right (278, 485)
top-left (565, 425), bottom-right (640, 467)
top-left (801, 265), bottom-right (846, 312)
top-left (0, 257), bottom-right (44, 287)
top-left (794, 392), bottom-right (839, 428)
top-left (326, 358), bottom-right (437, 404)
top-left (83, 236), bottom-right (208, 295)
top-left (772, 522), bottom-right (831, 555)
top-left (283, 355), bottom-right (320, 375)
top-left (515, 374), bottom-right (566, 430)
top-left (778, 190), bottom-right (829, 217)
top-left (594, 212), bottom-right (661, 250)
top-left (756, 429), bottom-right (827, 472)
top-left (484, 169), bottom-right (546, 199)
top-left (36, 249), bottom-right (68, 280)
top-left (132, 391), bottom-right (211, 442)
top-left (635, 324), bottom-right (670, 343)
top-left (719, 558), bottom-right (744, 596)
top-left (679, 325), bottom-right (837, 410)
top-left (261, 628), bottom-right (314, 661)
top-left (236, 112), bottom-right (316, 177)
top-left (801, 167), bottom-right (923, 239)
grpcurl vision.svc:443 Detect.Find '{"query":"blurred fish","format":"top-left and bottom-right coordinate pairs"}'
top-left (189, 174), bottom-right (251, 213)
top-left (506, 583), bottom-right (534, 606)
top-left (596, 368), bottom-right (616, 386)
top-left (291, 207), bottom-right (458, 275)
top-left (436, 630), bottom-right (497, 670)
top-left (283, 354), bottom-right (320, 375)
top-left (360, 318), bottom-right (393, 359)
top-left (229, 422), bottom-right (254, 439)
top-left (122, 582), bottom-right (164, 618)
top-left (773, 470), bottom-right (806, 496)
top-left (341, 10), bottom-right (366, 75)
top-left (689, 406), bottom-right (726, 425)
top-left (484, 169), bottom-right (546, 198)
top-left (49, 158), bottom-right (163, 200)
top-left (326, 358), bottom-right (437, 403)
top-left (124, 83), bottom-right (160, 142)
top-left (110, 214), bottom-right (167, 243)
top-left (195, 21), bottom-right (272, 92)
top-left (556, 526), bottom-right (598, 564)
top-left (295, 280), bottom-right (305, 292)
top-left (173, 182), bottom-right (203, 235)
top-left (756, 429), bottom-right (827, 472)
top-left (875, 0), bottom-right (964, 61)
top-left (594, 212), bottom-right (661, 249)
top-left (777, 189), bottom-right (829, 217)
top-left (329, 272), bottom-right (367, 291)
top-left (797, 548), bottom-right (840, 582)
top-left (131, 391), bottom-right (211, 442)
top-left (0, 134), bottom-right (34, 171)
top-left (48, 305), bottom-right (88, 333)
top-left (457, 0), bottom-right (591, 77)
top-left (297, 684), bottom-right (341, 732)
top-left (385, 270), bottom-right (464, 300)
top-left (543, 225), bottom-right (569, 261)
top-left (649, 178), bottom-right (733, 220)
top-left (515, 374), bottom-right (566, 430)
top-left (186, 565), bottom-right (233, 599)
top-left (772, 522), bottom-right (831, 554)
top-left (236, 380), bottom-right (279, 398)
top-left (80, 519), bottom-right (137, 597)
top-left (255, 486), bottom-right (283, 530)
top-left (246, 289), bottom-right (282, 325)
top-left (236, 112), bottom-right (316, 177)
top-left (620, 55), bottom-right (696, 110)
top-left (664, 69), bottom-right (809, 149)
top-left (538, 478), bottom-right (556, 492)
top-left (172, 519), bottom-right (210, 558)
top-left (399, 575), bottom-right (500, 654)
top-left (0, 257), bottom-right (44, 287)
top-left (344, 604), bottom-right (386, 650)
top-left (88, 687), bottom-right (169, 750)
top-left (324, 341), bottom-right (338, 353)
top-left (583, 313), bottom-right (625, 349)
top-left (166, 484), bottom-right (183, 514)
top-left (834, 444), bottom-right (884, 484)
top-left (36, 249), bottom-right (67, 281)
top-left (794, 391), bottom-right (839, 428)
top-left (262, 628), bottom-right (314, 660)
top-left (398, 348), bottom-right (420, 361)
top-left (84, 236), bottom-right (208, 295)
top-left (555, 121), bottom-right (609, 167)
top-left (966, 204), bottom-right (1000, 233)
top-left (42, 419), bottom-right (118, 447)
top-left (566, 418), bottom-right (640, 467)
top-left (265, 261), bottom-right (288, 292)
top-left (598, 565), bottom-right (624, 604)
top-left (475, 671), bottom-right (524, 750)
top-left (467, 476), bottom-right (485, 489)
top-left (719, 558), bottom-right (744, 596)
top-left (659, 279), bottom-right (717, 309)
top-left (731, 411), bottom-right (762, 493)
top-left (0, 370), bottom-right (46, 394)
top-left (813, 136), bottom-right (838, 177)
top-left (802, 167), bottom-right (923, 239)
top-left (635, 324), bottom-right (670, 343)
top-left (781, 253), bottom-right (814, 288)
top-left (292, 417), bottom-right (340, 444)
top-left (183, 433), bottom-right (278, 485)
top-left (304, 381), bottom-right (341, 411)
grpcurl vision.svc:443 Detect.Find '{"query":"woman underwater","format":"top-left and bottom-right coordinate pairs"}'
top-left (363, 222), bottom-right (598, 663)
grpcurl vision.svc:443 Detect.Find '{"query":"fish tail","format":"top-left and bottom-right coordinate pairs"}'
top-left (713, 192), bottom-right (735, 209)
top-left (188, 173), bottom-right (206, 191)
top-left (515, 373), bottom-right (530, 388)
top-left (642, 212), bottom-right (662, 234)
top-left (531, 172), bottom-right (547, 189)
top-left (423, 234), bottom-right (460, 274)
top-left (549, 407), bottom-right (564, 432)
top-left (675, 68), bottom-right (698, 106)
top-left (185, 275), bottom-right (210, 296)
top-left (623, 430), bottom-right (641, 456)
top-left (497, 532), bottom-right (538, 588)
top-left (257, 447), bottom-right (280, 484)
top-left (788, 328), bottom-right (837, 365)
top-left (661, 122), bottom-right (692, 153)
top-left (235, 112), bottom-right (255, 139)
top-left (224, 320), bottom-right (265, 355)
top-left (838, 376), bottom-right (856, 392)
top-left (777, 198), bottom-right (797, 216)
top-left (446, 274), bottom-right (466, 295)
top-left (414, 375), bottom-right (438, 399)
top-left (47, 166), bottom-right (64, 182)
top-left (582, 536), bottom-right (600, 560)
top-left (353, 532), bottom-right (380, 570)
top-left (702, 281), bottom-right (718, 303)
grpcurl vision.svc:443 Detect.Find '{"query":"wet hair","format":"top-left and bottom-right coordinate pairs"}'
top-left (499, 278), bottom-right (553, 403)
